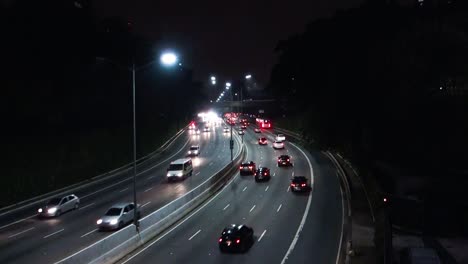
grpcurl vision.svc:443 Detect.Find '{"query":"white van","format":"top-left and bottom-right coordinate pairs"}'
top-left (166, 158), bottom-right (193, 181)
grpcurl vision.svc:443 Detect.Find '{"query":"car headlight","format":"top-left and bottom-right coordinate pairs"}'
top-left (38, 208), bottom-right (43, 213)
top-left (110, 219), bottom-right (118, 225)
top-left (188, 151), bottom-right (191, 154)
top-left (97, 219), bottom-right (103, 225)
top-left (177, 172), bottom-right (183, 177)
top-left (47, 207), bottom-right (57, 214)
top-left (167, 172), bottom-right (171, 176)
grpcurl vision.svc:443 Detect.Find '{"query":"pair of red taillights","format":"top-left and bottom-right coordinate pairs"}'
top-left (290, 183), bottom-right (306, 187)
top-left (219, 238), bottom-right (240, 243)
top-left (278, 159), bottom-right (290, 162)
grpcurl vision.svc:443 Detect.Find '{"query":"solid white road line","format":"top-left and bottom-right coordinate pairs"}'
top-left (119, 188), bottom-right (128, 193)
top-left (80, 229), bottom-right (97, 238)
top-left (273, 172), bottom-right (276, 177)
top-left (258, 229), bottom-right (267, 242)
top-left (8, 227), bottom-right (35, 238)
top-left (242, 186), bottom-right (247, 192)
top-left (277, 204), bottom-right (283, 213)
top-left (141, 202), bottom-right (151, 208)
top-left (265, 186), bottom-right (269, 192)
top-left (249, 205), bottom-right (256, 213)
top-left (188, 229), bottom-right (201, 240)
top-left (144, 187), bottom-right (153, 193)
top-left (0, 214), bottom-right (36, 230)
top-left (78, 203), bottom-right (95, 210)
top-left (195, 172), bottom-right (200, 176)
top-left (223, 204), bottom-right (230, 210)
top-left (43, 228), bottom-right (64, 239)
top-left (280, 142), bottom-right (314, 264)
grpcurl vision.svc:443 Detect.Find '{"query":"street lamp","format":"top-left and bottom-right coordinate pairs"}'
top-left (160, 52), bottom-right (178, 66)
top-left (245, 74), bottom-right (252, 79)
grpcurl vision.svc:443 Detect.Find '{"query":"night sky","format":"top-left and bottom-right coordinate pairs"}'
top-left (94, 0), bottom-right (363, 85)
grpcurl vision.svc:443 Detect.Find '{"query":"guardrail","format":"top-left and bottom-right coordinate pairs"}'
top-left (0, 127), bottom-right (188, 216)
top-left (56, 136), bottom-right (246, 264)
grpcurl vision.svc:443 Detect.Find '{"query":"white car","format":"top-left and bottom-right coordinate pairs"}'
top-left (97, 203), bottom-right (140, 231)
top-left (187, 145), bottom-right (200, 156)
top-left (223, 127), bottom-right (230, 133)
top-left (273, 141), bottom-right (285, 149)
top-left (275, 134), bottom-right (286, 142)
top-left (254, 128), bottom-right (261, 133)
top-left (238, 130), bottom-right (245, 135)
top-left (38, 194), bottom-right (80, 217)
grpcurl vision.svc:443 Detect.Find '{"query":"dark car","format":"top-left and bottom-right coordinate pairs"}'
top-left (258, 137), bottom-right (267, 145)
top-left (290, 176), bottom-right (311, 192)
top-left (278, 155), bottom-right (292, 167)
top-left (239, 161), bottom-right (256, 175)
top-left (254, 167), bottom-right (271, 182)
top-left (218, 224), bottom-right (254, 253)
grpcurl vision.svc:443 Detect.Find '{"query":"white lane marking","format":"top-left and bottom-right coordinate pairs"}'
top-left (242, 186), bottom-right (247, 192)
top-left (195, 172), bottom-right (200, 176)
top-left (265, 186), bottom-right (269, 192)
top-left (209, 162), bottom-right (213, 166)
top-left (223, 204), bottom-right (230, 210)
top-left (280, 142), bottom-right (314, 264)
top-left (8, 227), bottom-right (35, 238)
top-left (141, 202), bottom-right (151, 208)
top-left (80, 229), bottom-right (97, 238)
top-left (147, 175), bottom-right (155, 180)
top-left (277, 204), bottom-right (282, 213)
top-left (144, 187), bottom-right (153, 193)
top-left (78, 203), bottom-right (95, 210)
top-left (43, 228), bottom-right (64, 239)
top-left (80, 138), bottom-right (190, 199)
top-left (188, 229), bottom-right (201, 240)
top-left (292, 171), bottom-right (295, 177)
top-left (0, 214), bottom-right (36, 230)
top-left (119, 188), bottom-right (128, 193)
top-left (249, 205), bottom-right (256, 213)
top-left (117, 139), bottom-right (247, 264)
top-left (258, 229), bottom-right (267, 242)
top-left (287, 186), bottom-right (290, 192)
top-left (273, 172), bottom-right (276, 177)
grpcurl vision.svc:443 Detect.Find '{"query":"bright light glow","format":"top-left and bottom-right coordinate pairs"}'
top-left (38, 208), bottom-right (43, 213)
top-left (226, 82), bottom-right (231, 87)
top-left (212, 80), bottom-right (216, 85)
top-left (245, 75), bottom-right (252, 79)
top-left (211, 76), bottom-right (216, 81)
top-left (97, 219), bottom-right (103, 225)
top-left (177, 172), bottom-right (183, 177)
top-left (160, 52), bottom-right (178, 66)
top-left (110, 219), bottom-right (118, 225)
top-left (219, 238), bottom-right (223, 242)
top-left (47, 207), bottom-right (57, 214)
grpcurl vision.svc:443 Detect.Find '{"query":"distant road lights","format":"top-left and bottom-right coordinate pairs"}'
top-left (226, 82), bottom-right (231, 88)
top-left (160, 52), bottom-right (178, 66)
top-left (211, 76), bottom-right (216, 81)
top-left (212, 80), bottom-right (216, 85)
top-left (245, 74), bottom-right (252, 79)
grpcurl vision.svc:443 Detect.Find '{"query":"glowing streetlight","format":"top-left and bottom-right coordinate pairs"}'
top-left (245, 74), bottom-right (252, 79)
top-left (226, 82), bottom-right (231, 88)
top-left (211, 76), bottom-right (216, 81)
top-left (160, 52), bottom-right (178, 66)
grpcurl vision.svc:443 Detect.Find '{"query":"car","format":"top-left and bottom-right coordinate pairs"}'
top-left (254, 128), bottom-right (261, 133)
top-left (203, 126), bottom-right (210, 132)
top-left (38, 194), bottom-right (80, 217)
top-left (195, 128), bottom-right (201, 135)
top-left (239, 161), bottom-right (256, 175)
top-left (218, 224), bottom-right (254, 253)
top-left (278, 155), bottom-right (292, 166)
top-left (223, 127), bottom-right (230, 133)
top-left (97, 203), bottom-right (140, 231)
top-left (240, 125), bottom-right (247, 129)
top-left (238, 129), bottom-right (245, 135)
top-left (275, 134), bottom-right (286, 142)
top-left (258, 137), bottom-right (267, 145)
top-left (290, 176), bottom-right (311, 192)
top-left (273, 140), bottom-right (285, 149)
top-left (187, 145), bottom-right (200, 156)
top-left (254, 167), bottom-right (271, 182)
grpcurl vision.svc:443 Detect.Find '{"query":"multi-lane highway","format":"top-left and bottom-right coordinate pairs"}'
top-left (0, 123), bottom-right (241, 264)
top-left (118, 126), bottom-right (344, 264)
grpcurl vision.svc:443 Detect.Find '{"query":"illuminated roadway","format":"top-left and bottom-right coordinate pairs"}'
top-left (0, 123), bottom-right (241, 264)
top-left (118, 126), bottom-right (344, 264)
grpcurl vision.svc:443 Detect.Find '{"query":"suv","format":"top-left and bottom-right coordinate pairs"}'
top-left (278, 155), bottom-right (292, 167)
top-left (254, 167), bottom-right (271, 182)
top-left (239, 161), bottom-right (256, 175)
top-left (290, 176), bottom-right (311, 192)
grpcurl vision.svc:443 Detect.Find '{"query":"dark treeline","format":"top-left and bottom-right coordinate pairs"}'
top-left (268, 0), bottom-right (468, 234)
top-left (1, 0), bottom-right (203, 206)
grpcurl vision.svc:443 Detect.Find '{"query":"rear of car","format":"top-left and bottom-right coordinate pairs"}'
top-left (258, 137), bottom-right (267, 145)
top-left (254, 167), bottom-right (271, 182)
top-left (273, 141), bottom-right (285, 149)
top-left (239, 162), bottom-right (256, 175)
top-left (278, 155), bottom-right (292, 166)
top-left (218, 225), bottom-right (254, 253)
top-left (290, 176), bottom-right (311, 192)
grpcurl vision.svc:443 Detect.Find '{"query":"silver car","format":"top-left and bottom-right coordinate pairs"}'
top-left (187, 145), bottom-right (200, 156)
top-left (97, 203), bottom-right (140, 230)
top-left (38, 194), bottom-right (80, 217)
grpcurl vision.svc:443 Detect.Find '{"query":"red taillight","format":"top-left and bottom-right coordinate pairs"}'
top-left (249, 166), bottom-right (252, 169)
top-left (301, 183), bottom-right (306, 187)
top-left (290, 183), bottom-right (294, 187)
top-left (236, 239), bottom-right (240, 244)
top-left (264, 173), bottom-right (267, 175)
top-left (219, 238), bottom-right (223, 242)
top-left (239, 166), bottom-right (243, 169)
top-left (287, 159), bottom-right (290, 161)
